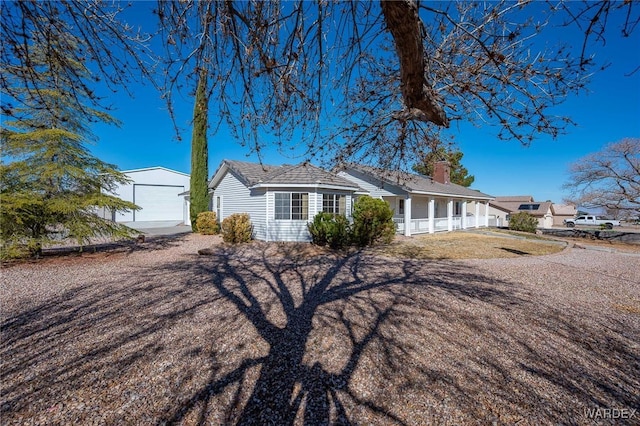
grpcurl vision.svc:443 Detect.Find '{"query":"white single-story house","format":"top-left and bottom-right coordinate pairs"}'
top-left (210, 160), bottom-right (494, 242)
top-left (209, 160), bottom-right (361, 242)
top-left (336, 162), bottom-right (494, 236)
top-left (108, 167), bottom-right (191, 225)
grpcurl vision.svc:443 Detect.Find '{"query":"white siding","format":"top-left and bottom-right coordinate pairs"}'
top-left (213, 171), bottom-right (267, 240)
top-left (111, 167), bottom-right (190, 223)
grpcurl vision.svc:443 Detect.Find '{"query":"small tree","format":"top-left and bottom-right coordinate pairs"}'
top-left (508, 212), bottom-right (538, 234)
top-left (1, 25), bottom-right (138, 258)
top-left (352, 196), bottom-right (396, 246)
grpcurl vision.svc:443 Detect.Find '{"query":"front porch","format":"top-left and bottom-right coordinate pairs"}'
top-left (386, 195), bottom-right (490, 236)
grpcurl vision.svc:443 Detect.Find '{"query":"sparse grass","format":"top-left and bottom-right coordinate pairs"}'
top-left (374, 231), bottom-right (566, 259)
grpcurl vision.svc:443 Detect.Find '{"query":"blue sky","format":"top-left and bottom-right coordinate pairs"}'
top-left (89, 2), bottom-right (640, 204)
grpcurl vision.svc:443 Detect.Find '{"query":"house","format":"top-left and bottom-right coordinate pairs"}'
top-left (210, 159), bottom-right (495, 242)
top-left (107, 167), bottom-right (191, 225)
top-left (209, 160), bottom-right (361, 242)
top-left (550, 203), bottom-right (577, 226)
top-left (488, 196), bottom-right (554, 228)
top-left (336, 162), bottom-right (494, 236)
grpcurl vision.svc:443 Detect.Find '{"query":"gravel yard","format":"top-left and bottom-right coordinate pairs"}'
top-left (1, 234), bottom-right (639, 425)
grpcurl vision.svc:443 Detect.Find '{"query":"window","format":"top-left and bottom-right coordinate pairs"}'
top-left (454, 201), bottom-right (462, 216)
top-left (275, 192), bottom-right (308, 220)
top-left (398, 199), bottom-right (405, 215)
top-left (323, 194), bottom-right (346, 215)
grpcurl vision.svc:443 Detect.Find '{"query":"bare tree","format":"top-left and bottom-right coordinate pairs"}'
top-left (563, 138), bottom-right (640, 218)
top-left (1, 0), bottom-right (155, 124)
top-left (2, 0), bottom-right (638, 169)
top-left (154, 0), bottom-right (639, 169)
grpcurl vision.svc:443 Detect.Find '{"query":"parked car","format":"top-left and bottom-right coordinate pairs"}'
top-left (564, 215), bottom-right (621, 229)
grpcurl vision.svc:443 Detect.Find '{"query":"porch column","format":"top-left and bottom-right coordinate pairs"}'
top-left (428, 197), bottom-right (435, 234)
top-left (475, 201), bottom-right (480, 228)
top-left (447, 198), bottom-right (453, 231)
top-left (404, 195), bottom-right (412, 236)
top-left (461, 201), bottom-right (467, 229)
top-left (484, 201), bottom-right (490, 227)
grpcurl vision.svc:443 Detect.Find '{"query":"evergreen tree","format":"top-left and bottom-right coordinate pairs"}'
top-left (0, 24), bottom-right (138, 258)
top-left (189, 68), bottom-right (209, 231)
top-left (413, 147), bottom-right (475, 187)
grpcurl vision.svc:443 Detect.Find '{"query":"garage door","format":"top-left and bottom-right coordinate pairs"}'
top-left (134, 184), bottom-right (185, 221)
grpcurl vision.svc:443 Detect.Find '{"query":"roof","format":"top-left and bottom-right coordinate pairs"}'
top-left (121, 166), bottom-right (190, 177)
top-left (493, 195), bottom-right (534, 203)
top-left (209, 160), bottom-right (360, 190)
top-left (340, 164), bottom-right (493, 200)
top-left (490, 198), bottom-right (552, 217)
top-left (551, 203), bottom-right (577, 216)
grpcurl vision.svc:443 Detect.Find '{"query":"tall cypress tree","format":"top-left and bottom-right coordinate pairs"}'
top-left (189, 68), bottom-right (209, 230)
top-left (0, 24), bottom-right (138, 258)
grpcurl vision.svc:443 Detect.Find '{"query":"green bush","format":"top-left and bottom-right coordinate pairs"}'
top-left (508, 212), bottom-right (538, 233)
top-left (221, 213), bottom-right (252, 243)
top-left (308, 212), bottom-right (350, 249)
top-left (352, 195), bottom-right (396, 246)
top-left (195, 211), bottom-right (219, 235)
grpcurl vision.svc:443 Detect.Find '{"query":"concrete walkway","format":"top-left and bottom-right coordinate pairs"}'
top-left (122, 221), bottom-right (192, 236)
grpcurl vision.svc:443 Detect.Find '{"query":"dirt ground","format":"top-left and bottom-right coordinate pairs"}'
top-left (1, 232), bottom-right (638, 425)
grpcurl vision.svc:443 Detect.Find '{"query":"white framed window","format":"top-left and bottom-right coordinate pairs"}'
top-left (322, 194), bottom-right (346, 215)
top-left (398, 199), bottom-right (405, 215)
top-left (275, 192), bottom-right (309, 220)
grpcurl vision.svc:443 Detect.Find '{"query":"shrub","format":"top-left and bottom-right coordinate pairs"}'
top-left (508, 212), bottom-right (538, 233)
top-left (221, 213), bottom-right (252, 243)
top-left (308, 212), bottom-right (332, 246)
top-left (351, 195), bottom-right (396, 246)
top-left (308, 212), bottom-right (350, 249)
top-left (195, 211), bottom-right (219, 235)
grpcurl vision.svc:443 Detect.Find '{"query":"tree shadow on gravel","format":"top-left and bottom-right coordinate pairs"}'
top-left (1, 241), bottom-right (638, 425)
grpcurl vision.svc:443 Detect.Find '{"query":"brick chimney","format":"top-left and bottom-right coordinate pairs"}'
top-left (433, 161), bottom-right (451, 184)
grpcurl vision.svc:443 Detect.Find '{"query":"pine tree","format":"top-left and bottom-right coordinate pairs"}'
top-left (0, 24), bottom-right (138, 258)
top-left (413, 147), bottom-right (475, 187)
top-left (189, 68), bottom-right (210, 231)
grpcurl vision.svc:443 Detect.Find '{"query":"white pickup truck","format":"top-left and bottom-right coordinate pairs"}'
top-left (564, 215), bottom-right (621, 229)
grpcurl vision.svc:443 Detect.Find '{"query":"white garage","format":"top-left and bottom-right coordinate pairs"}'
top-left (110, 167), bottom-right (191, 225)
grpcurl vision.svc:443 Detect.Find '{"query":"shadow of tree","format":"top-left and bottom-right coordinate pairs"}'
top-left (1, 241), bottom-right (638, 425)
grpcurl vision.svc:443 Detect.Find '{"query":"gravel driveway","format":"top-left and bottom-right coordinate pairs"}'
top-left (1, 234), bottom-right (638, 425)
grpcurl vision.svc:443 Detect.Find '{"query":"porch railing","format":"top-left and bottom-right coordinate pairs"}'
top-left (394, 215), bottom-right (488, 234)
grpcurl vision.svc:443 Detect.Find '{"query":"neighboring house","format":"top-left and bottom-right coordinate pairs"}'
top-left (551, 203), bottom-right (577, 226)
top-left (336, 162), bottom-right (494, 236)
top-left (209, 160), bottom-right (360, 242)
top-left (105, 167), bottom-right (191, 225)
top-left (488, 196), bottom-right (554, 228)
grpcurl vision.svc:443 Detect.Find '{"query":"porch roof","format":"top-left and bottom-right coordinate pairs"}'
top-left (340, 164), bottom-right (494, 200)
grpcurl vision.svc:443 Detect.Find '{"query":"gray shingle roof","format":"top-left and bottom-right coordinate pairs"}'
top-left (262, 162), bottom-right (360, 188)
top-left (342, 164), bottom-right (493, 199)
top-left (212, 160), bottom-right (359, 189)
top-left (224, 160), bottom-right (280, 186)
